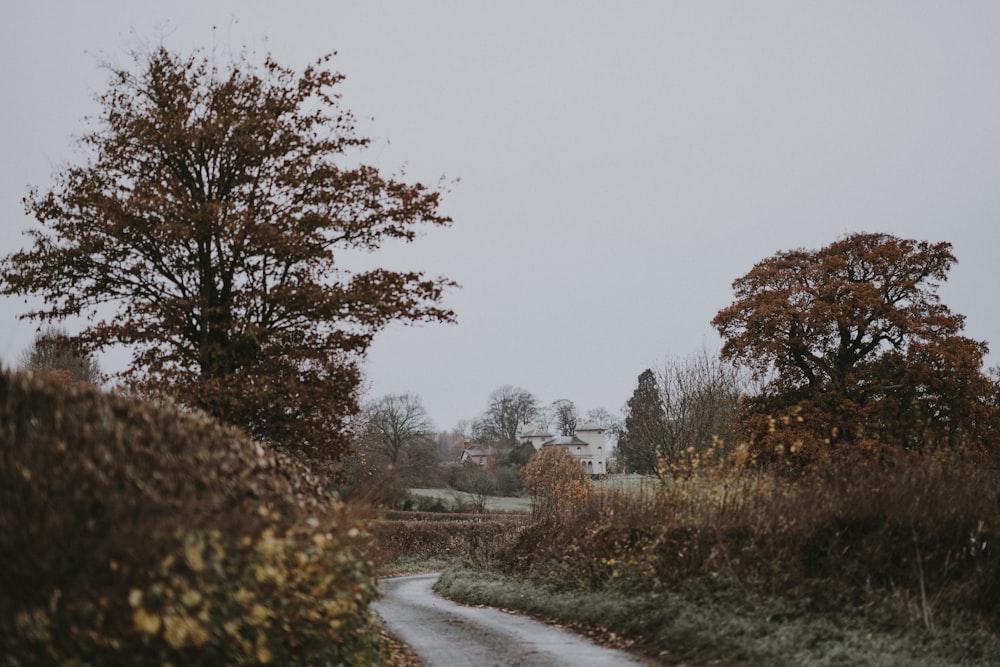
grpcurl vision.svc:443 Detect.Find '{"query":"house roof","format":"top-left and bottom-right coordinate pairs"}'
top-left (575, 422), bottom-right (605, 432)
top-left (462, 443), bottom-right (497, 456)
top-left (518, 424), bottom-right (552, 438)
top-left (542, 435), bottom-right (588, 447)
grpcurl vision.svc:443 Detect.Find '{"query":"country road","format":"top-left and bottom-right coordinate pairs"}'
top-left (374, 573), bottom-right (653, 667)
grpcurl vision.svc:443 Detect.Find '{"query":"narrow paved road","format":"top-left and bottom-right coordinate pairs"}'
top-left (375, 573), bottom-right (652, 667)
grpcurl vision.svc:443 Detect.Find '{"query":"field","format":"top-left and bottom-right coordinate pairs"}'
top-left (404, 486), bottom-right (533, 513)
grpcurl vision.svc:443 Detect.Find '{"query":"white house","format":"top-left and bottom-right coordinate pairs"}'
top-left (519, 422), bottom-right (608, 477)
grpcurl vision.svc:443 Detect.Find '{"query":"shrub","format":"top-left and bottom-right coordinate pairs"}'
top-left (0, 369), bottom-right (386, 664)
top-left (506, 454), bottom-right (1000, 629)
top-left (521, 446), bottom-right (590, 523)
top-left (372, 514), bottom-right (525, 568)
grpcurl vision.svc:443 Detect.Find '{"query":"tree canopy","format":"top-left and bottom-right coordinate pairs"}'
top-left (472, 385), bottom-right (539, 446)
top-left (0, 47), bottom-right (455, 462)
top-left (712, 232), bottom-right (997, 461)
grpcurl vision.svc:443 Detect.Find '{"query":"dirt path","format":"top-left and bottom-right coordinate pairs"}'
top-left (375, 572), bottom-right (652, 667)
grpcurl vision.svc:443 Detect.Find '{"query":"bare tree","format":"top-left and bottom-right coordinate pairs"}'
top-left (583, 407), bottom-right (622, 438)
top-left (550, 399), bottom-right (578, 437)
top-left (656, 348), bottom-right (746, 465)
top-left (19, 326), bottom-right (101, 384)
top-left (472, 385), bottom-right (539, 445)
top-left (362, 394), bottom-right (434, 465)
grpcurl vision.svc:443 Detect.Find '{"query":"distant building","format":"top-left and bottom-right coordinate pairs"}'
top-left (519, 422), bottom-right (608, 476)
top-left (460, 442), bottom-right (498, 466)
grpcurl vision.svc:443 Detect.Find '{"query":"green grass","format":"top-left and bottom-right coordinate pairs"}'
top-left (434, 567), bottom-right (1000, 666)
top-left (404, 487), bottom-right (533, 513)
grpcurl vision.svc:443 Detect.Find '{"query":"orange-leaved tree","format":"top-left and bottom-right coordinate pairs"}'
top-left (712, 232), bottom-right (997, 464)
top-left (522, 446), bottom-right (590, 522)
top-left (0, 47), bottom-right (455, 462)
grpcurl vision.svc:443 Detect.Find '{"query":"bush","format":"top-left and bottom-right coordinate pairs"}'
top-left (505, 454), bottom-right (1000, 630)
top-left (521, 446), bottom-right (590, 523)
top-left (372, 514), bottom-right (525, 569)
top-left (0, 369), bottom-right (386, 665)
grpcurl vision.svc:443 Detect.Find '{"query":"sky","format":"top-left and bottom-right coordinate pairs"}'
top-left (2, 2), bottom-right (999, 431)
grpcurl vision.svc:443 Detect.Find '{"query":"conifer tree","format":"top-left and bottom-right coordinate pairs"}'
top-left (617, 369), bottom-right (667, 475)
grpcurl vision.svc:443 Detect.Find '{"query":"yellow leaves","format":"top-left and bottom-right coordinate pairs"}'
top-left (321, 597), bottom-right (356, 620)
top-left (163, 611), bottom-right (209, 648)
top-left (133, 607), bottom-right (161, 635)
top-left (232, 586), bottom-right (254, 606)
top-left (180, 589), bottom-right (203, 609)
top-left (258, 528), bottom-right (284, 557)
top-left (255, 634), bottom-right (273, 663)
top-left (248, 603), bottom-right (271, 626)
top-left (184, 537), bottom-right (205, 573)
top-left (15, 608), bottom-right (51, 642)
top-left (128, 588), bottom-right (143, 608)
top-left (254, 565), bottom-right (276, 584)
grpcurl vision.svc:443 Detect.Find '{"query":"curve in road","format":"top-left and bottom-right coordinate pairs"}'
top-left (375, 572), bottom-right (652, 667)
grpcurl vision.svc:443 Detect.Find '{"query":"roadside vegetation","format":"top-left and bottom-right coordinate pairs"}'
top-left (382, 235), bottom-right (1000, 665)
top-left (428, 448), bottom-right (1000, 666)
top-left (0, 368), bottom-right (389, 665)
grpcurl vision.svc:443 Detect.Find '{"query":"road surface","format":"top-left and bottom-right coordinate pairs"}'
top-left (375, 572), bottom-right (652, 667)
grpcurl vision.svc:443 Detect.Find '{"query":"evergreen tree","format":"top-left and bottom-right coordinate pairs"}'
top-left (617, 369), bottom-right (666, 475)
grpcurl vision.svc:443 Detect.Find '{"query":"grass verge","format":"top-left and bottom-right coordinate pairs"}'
top-left (434, 566), bottom-right (1000, 666)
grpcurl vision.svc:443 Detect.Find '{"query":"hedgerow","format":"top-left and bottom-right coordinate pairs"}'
top-left (0, 369), bottom-right (386, 665)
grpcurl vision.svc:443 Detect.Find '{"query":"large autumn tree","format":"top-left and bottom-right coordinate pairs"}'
top-left (713, 232), bottom-right (996, 462)
top-left (0, 47), bottom-right (455, 462)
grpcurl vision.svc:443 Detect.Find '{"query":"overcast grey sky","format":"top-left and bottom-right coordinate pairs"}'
top-left (2, 2), bottom-right (998, 430)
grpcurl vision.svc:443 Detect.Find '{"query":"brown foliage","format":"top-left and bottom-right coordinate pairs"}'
top-left (372, 514), bottom-right (526, 566)
top-left (0, 46), bottom-right (455, 462)
top-left (0, 368), bottom-right (386, 664)
top-left (522, 446), bottom-right (591, 522)
top-left (506, 458), bottom-right (1000, 628)
top-left (713, 232), bottom-right (998, 461)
